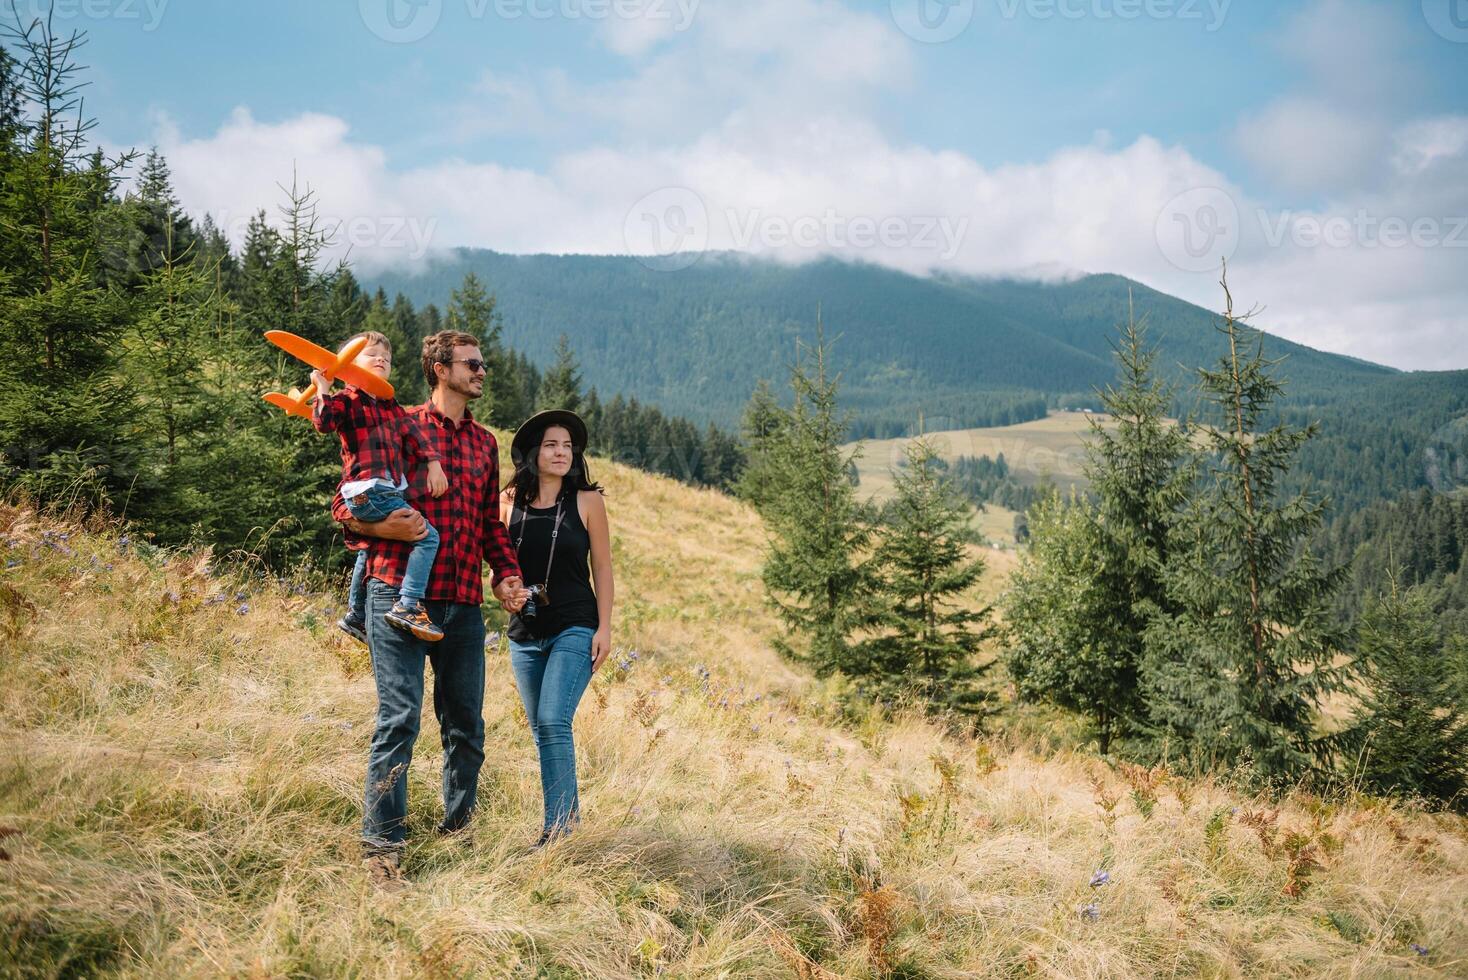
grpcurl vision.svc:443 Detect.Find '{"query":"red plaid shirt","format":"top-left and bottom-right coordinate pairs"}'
top-left (313, 386), bottom-right (436, 491)
top-left (331, 402), bottom-right (521, 606)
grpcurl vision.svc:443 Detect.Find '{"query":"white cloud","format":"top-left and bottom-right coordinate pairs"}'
top-left (149, 0), bottom-right (1466, 371)
top-left (1234, 96), bottom-right (1386, 195)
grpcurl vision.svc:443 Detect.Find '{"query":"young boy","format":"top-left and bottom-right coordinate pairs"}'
top-left (312, 331), bottom-right (447, 643)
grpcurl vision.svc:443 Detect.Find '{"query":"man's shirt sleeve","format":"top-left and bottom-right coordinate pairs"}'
top-left (482, 431), bottom-right (522, 587)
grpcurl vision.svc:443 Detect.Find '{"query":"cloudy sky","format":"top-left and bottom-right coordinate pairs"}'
top-left (51, 0), bottom-right (1468, 369)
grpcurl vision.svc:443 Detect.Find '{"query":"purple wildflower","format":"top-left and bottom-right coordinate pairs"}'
top-left (1089, 870), bottom-right (1110, 888)
top-left (1410, 944), bottom-right (1428, 957)
top-left (1079, 903), bottom-right (1100, 922)
top-left (235, 602), bottom-right (250, 616)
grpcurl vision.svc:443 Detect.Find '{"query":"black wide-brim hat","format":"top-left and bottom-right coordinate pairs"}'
top-left (511, 409), bottom-right (589, 466)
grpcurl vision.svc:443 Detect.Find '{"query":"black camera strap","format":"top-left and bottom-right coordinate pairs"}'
top-left (513, 495), bottom-right (565, 593)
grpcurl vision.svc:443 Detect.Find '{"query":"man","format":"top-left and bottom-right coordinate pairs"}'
top-left (333, 330), bottom-right (528, 890)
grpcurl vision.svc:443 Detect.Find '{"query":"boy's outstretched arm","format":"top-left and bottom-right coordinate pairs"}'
top-left (311, 371), bottom-right (347, 434)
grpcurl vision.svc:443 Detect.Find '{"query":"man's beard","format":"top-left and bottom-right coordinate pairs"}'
top-left (443, 375), bottom-right (482, 400)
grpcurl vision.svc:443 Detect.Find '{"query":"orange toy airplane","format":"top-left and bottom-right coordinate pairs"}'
top-left (261, 331), bottom-right (396, 418)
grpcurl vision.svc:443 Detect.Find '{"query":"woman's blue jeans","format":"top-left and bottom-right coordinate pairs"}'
top-left (508, 625), bottom-right (595, 834)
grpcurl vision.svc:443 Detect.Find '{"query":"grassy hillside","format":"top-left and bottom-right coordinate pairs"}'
top-left (2, 447), bottom-right (1466, 978)
top-left (849, 412), bottom-right (1101, 550)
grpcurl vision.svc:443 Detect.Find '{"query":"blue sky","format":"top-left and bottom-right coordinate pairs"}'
top-left (20, 0), bottom-right (1468, 368)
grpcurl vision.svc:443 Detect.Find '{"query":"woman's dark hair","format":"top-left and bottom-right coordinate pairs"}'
top-left (509, 422), bottom-right (604, 508)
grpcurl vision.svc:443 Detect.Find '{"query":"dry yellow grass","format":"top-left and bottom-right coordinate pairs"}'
top-left (1, 449), bottom-right (1465, 978)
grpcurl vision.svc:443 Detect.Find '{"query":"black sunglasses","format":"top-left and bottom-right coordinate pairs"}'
top-left (448, 358), bottom-right (487, 373)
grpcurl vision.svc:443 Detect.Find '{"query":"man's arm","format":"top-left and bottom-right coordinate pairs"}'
top-left (333, 491), bottom-right (426, 541)
top-left (482, 432), bottom-right (522, 588)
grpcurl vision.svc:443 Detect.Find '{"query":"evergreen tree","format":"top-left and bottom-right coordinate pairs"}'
top-left (1005, 492), bottom-right (1136, 752)
top-left (123, 147), bottom-right (196, 276)
top-left (734, 380), bottom-right (788, 505)
top-left (1084, 303), bottom-right (1195, 745)
top-left (1142, 266), bottom-right (1349, 780)
top-left (859, 433), bottom-right (995, 722)
top-left (701, 421), bottom-right (743, 490)
top-left (1340, 578), bottom-right (1468, 810)
top-left (537, 333), bottom-right (584, 413)
top-left (446, 271), bottom-right (512, 423)
top-left (0, 18), bottom-right (137, 506)
top-left (325, 270), bottom-right (367, 335)
top-left (745, 324), bottom-right (872, 675)
top-left (0, 44), bottom-right (22, 149)
top-left (1001, 307), bottom-right (1192, 752)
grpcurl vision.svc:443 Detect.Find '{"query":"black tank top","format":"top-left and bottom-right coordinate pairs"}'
top-left (507, 492), bottom-right (599, 641)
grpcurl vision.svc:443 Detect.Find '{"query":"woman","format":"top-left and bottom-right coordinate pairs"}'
top-left (498, 409), bottom-right (614, 846)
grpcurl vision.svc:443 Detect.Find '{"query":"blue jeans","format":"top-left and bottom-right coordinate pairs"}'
top-left (509, 625), bottom-right (595, 834)
top-left (362, 578), bottom-right (486, 853)
top-left (346, 484), bottom-right (439, 620)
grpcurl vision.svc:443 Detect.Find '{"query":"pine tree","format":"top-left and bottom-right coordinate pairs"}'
top-left (860, 433), bottom-right (995, 722)
top-left (734, 379), bottom-right (788, 505)
top-left (1084, 300), bottom-right (1195, 746)
top-left (0, 17), bottom-right (137, 506)
top-left (1005, 492), bottom-right (1137, 752)
top-left (746, 324), bottom-right (871, 675)
top-left (124, 147), bottom-right (196, 275)
top-left (1340, 578), bottom-right (1468, 810)
top-left (1001, 307), bottom-right (1192, 752)
top-left (446, 272), bottom-right (513, 423)
top-left (1143, 265), bottom-right (1349, 780)
top-left (536, 333), bottom-right (584, 413)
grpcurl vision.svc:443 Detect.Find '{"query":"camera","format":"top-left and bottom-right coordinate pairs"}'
top-left (521, 583), bottom-right (549, 619)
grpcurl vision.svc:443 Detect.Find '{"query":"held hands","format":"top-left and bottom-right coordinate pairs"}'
top-left (426, 460), bottom-right (449, 498)
top-left (494, 575), bottom-right (530, 613)
top-left (310, 369), bottom-right (332, 397)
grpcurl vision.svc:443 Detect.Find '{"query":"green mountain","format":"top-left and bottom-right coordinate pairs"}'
top-left (368, 250), bottom-right (1395, 433)
top-left (367, 250), bottom-right (1466, 515)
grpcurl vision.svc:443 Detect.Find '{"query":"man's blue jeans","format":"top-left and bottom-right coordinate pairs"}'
top-left (346, 485), bottom-right (440, 622)
top-left (508, 625), bottom-right (595, 834)
top-left (362, 578), bottom-right (485, 853)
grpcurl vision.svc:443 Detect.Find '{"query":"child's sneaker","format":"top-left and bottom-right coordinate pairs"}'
top-left (385, 601), bottom-right (443, 642)
top-left (337, 615), bottom-right (368, 645)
